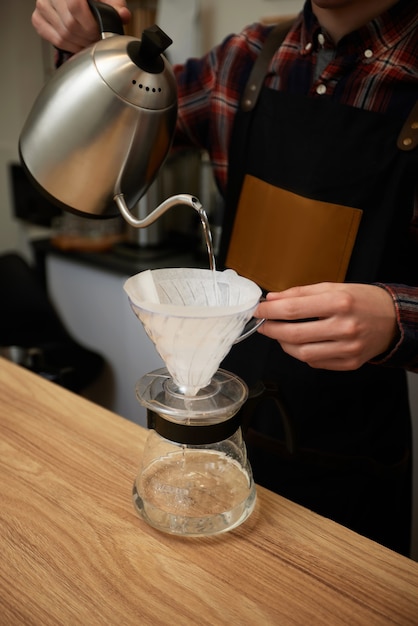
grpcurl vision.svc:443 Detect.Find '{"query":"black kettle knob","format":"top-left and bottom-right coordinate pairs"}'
top-left (140, 25), bottom-right (173, 60)
top-left (128, 25), bottom-right (173, 73)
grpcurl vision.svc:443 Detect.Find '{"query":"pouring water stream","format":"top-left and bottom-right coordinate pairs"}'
top-left (115, 191), bottom-right (220, 303)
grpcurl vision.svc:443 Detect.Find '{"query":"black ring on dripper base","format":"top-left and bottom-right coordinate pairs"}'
top-left (146, 409), bottom-right (243, 445)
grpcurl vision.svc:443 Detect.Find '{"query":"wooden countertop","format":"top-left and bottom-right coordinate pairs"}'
top-left (1, 357), bottom-right (417, 625)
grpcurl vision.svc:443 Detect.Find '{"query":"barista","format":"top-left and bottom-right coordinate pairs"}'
top-left (32, 0), bottom-right (418, 556)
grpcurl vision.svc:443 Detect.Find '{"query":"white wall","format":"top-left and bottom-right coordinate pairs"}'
top-left (46, 255), bottom-right (164, 427)
top-left (0, 1), bottom-right (49, 260)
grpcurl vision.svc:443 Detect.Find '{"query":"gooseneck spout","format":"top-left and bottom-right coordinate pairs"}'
top-left (114, 193), bottom-right (203, 228)
top-left (115, 192), bottom-right (216, 271)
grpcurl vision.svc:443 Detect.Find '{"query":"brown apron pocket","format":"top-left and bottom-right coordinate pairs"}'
top-left (226, 174), bottom-right (363, 291)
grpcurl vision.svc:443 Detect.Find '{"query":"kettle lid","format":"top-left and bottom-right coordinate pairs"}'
top-left (93, 26), bottom-right (177, 109)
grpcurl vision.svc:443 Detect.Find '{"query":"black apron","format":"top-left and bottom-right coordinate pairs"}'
top-left (219, 45), bottom-right (418, 555)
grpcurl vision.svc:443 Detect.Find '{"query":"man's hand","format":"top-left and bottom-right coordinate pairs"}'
top-left (255, 283), bottom-right (399, 371)
top-left (32, 0), bottom-right (131, 53)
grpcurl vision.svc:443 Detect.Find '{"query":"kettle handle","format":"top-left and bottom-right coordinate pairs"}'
top-left (87, 0), bottom-right (125, 37)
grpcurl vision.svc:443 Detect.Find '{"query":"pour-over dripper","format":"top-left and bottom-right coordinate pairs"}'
top-left (124, 267), bottom-right (262, 396)
top-left (125, 267), bottom-right (261, 536)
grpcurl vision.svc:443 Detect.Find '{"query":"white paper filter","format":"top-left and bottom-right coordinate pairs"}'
top-left (124, 268), bottom-right (261, 395)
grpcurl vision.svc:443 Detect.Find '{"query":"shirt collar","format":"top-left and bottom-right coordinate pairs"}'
top-left (299, 0), bottom-right (418, 59)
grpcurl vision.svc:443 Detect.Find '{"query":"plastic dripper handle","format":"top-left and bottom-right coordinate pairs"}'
top-left (234, 316), bottom-right (265, 344)
top-left (233, 297), bottom-right (266, 344)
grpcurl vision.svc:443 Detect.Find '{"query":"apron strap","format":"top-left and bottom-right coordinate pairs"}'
top-left (240, 19), bottom-right (295, 113)
top-left (219, 19), bottom-right (295, 266)
top-left (397, 100), bottom-right (418, 151)
top-left (243, 20), bottom-right (418, 152)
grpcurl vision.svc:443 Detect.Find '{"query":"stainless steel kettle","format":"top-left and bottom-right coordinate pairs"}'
top-left (19, 1), bottom-right (202, 228)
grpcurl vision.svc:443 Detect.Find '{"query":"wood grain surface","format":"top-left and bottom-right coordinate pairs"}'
top-left (0, 357), bottom-right (417, 625)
